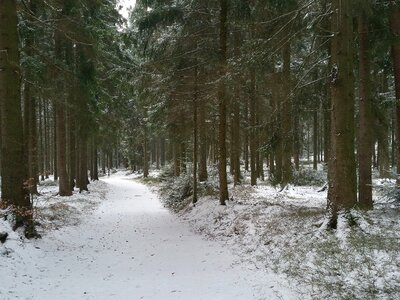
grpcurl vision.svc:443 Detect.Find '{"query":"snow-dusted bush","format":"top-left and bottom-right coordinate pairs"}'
top-left (292, 168), bottom-right (326, 186)
top-left (159, 173), bottom-right (192, 212)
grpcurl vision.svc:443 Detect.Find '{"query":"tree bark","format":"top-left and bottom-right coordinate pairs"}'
top-left (357, 13), bottom-right (373, 209)
top-left (313, 109), bottom-right (318, 170)
top-left (389, 1), bottom-right (400, 184)
top-left (233, 31), bottom-right (241, 185)
top-left (56, 97), bottom-right (72, 196)
top-left (198, 101), bottom-right (208, 181)
top-left (0, 0), bottom-right (33, 234)
top-left (55, 30), bottom-right (72, 196)
top-left (281, 43), bottom-right (292, 185)
top-left (193, 65), bottom-right (198, 204)
top-left (218, 0), bottom-right (229, 205)
top-left (249, 68), bottom-right (257, 186)
top-left (328, 0), bottom-right (357, 227)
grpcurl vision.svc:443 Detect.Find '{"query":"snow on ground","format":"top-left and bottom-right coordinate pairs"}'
top-left (0, 171), bottom-right (297, 300)
top-left (168, 171), bottom-right (400, 300)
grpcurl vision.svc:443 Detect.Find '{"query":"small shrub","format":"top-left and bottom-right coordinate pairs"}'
top-left (292, 168), bottom-right (326, 186)
top-left (160, 173), bottom-right (193, 212)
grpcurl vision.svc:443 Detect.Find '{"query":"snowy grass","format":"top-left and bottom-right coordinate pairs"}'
top-left (149, 166), bottom-right (400, 300)
top-left (33, 179), bottom-right (108, 231)
top-left (0, 178), bottom-right (108, 256)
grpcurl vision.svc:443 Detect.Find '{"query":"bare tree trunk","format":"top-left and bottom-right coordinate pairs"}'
top-left (193, 65), bottom-right (198, 204)
top-left (143, 129), bottom-right (149, 178)
top-left (249, 68), bottom-right (257, 186)
top-left (281, 43), bottom-right (292, 185)
top-left (244, 96), bottom-right (249, 172)
top-left (44, 99), bottom-right (50, 179)
top-left (389, 2), bottom-right (400, 184)
top-left (218, 0), bottom-right (229, 205)
top-left (55, 31), bottom-right (72, 196)
top-left (328, 0), bottom-right (357, 227)
top-left (357, 13), bottom-right (373, 209)
top-left (0, 0), bottom-right (34, 235)
top-left (313, 109), bottom-right (318, 170)
top-left (93, 137), bottom-right (99, 180)
top-left (56, 96), bottom-right (72, 196)
top-left (233, 32), bottom-right (241, 185)
top-left (198, 100), bottom-right (208, 181)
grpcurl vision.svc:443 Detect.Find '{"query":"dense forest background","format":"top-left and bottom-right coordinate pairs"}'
top-left (0, 0), bottom-right (400, 237)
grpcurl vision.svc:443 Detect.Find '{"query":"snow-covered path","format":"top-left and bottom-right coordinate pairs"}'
top-left (2, 173), bottom-right (294, 300)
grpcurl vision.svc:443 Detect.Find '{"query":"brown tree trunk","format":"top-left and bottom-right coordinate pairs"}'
top-left (378, 136), bottom-right (391, 178)
top-left (38, 98), bottom-right (45, 181)
top-left (293, 113), bottom-right (300, 171)
top-left (249, 68), bottom-right (257, 186)
top-left (198, 102), bottom-right (208, 181)
top-left (193, 65), bottom-right (198, 204)
top-left (78, 140), bottom-right (88, 192)
top-left (357, 14), bottom-right (373, 209)
top-left (244, 96), bottom-right (249, 172)
top-left (313, 109), bottom-right (318, 170)
top-left (23, 1), bottom-right (39, 195)
top-left (218, 0), bottom-right (229, 205)
top-left (0, 0), bottom-right (34, 235)
top-left (92, 137), bottom-right (99, 181)
top-left (53, 103), bottom-right (58, 181)
top-left (55, 31), bottom-right (72, 196)
top-left (328, 0), bottom-right (357, 227)
top-left (23, 82), bottom-right (39, 194)
top-left (281, 43), bottom-right (292, 185)
top-left (160, 138), bottom-right (166, 167)
top-left (143, 129), bottom-right (149, 178)
top-left (56, 96), bottom-right (72, 196)
top-left (44, 99), bottom-right (50, 179)
top-left (233, 32), bottom-right (241, 185)
top-left (389, 2), bottom-right (400, 184)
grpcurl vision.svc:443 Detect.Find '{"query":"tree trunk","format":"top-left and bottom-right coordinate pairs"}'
top-left (78, 140), bottom-right (88, 192)
top-left (198, 99), bottom-right (208, 181)
top-left (281, 43), bottom-right (292, 185)
top-left (389, 2), bottom-right (400, 184)
top-left (233, 32), bottom-right (241, 185)
top-left (249, 68), bottom-right (257, 186)
top-left (244, 96), bottom-right (249, 172)
top-left (378, 136), bottom-right (391, 178)
top-left (313, 109), bottom-right (318, 170)
top-left (293, 113), bottom-right (300, 170)
top-left (92, 137), bottom-right (99, 180)
top-left (193, 66), bottom-right (198, 204)
top-left (218, 0), bottom-right (229, 205)
top-left (143, 130), bottom-right (149, 178)
top-left (56, 97), bottom-right (72, 196)
top-left (39, 98), bottom-right (45, 181)
top-left (328, 0), bottom-right (357, 227)
top-left (55, 31), bottom-right (72, 196)
top-left (0, 0), bottom-right (34, 235)
top-left (23, 1), bottom-right (39, 195)
top-left (357, 13), bottom-right (373, 209)
top-left (44, 99), bottom-right (50, 179)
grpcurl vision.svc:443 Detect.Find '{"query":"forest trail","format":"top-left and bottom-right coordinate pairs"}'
top-left (2, 172), bottom-right (294, 300)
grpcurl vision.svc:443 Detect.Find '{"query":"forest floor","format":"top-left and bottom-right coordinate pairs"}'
top-left (0, 171), bottom-right (297, 300)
